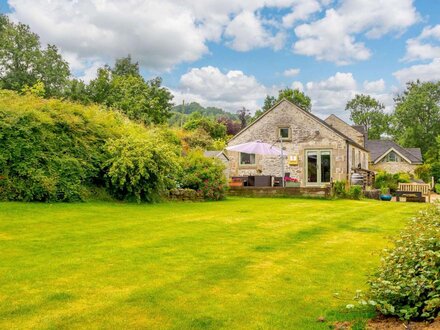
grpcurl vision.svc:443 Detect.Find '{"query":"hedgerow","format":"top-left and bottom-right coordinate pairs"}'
top-left (0, 90), bottom-right (181, 202)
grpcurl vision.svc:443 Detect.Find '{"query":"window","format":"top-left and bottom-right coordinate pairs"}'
top-left (240, 152), bottom-right (256, 165)
top-left (306, 150), bottom-right (331, 184)
top-left (382, 151), bottom-right (400, 163)
top-left (351, 147), bottom-right (355, 169)
top-left (278, 127), bottom-right (290, 140)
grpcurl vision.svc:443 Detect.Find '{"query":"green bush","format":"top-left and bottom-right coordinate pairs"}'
top-left (0, 90), bottom-right (181, 202)
top-left (348, 185), bottom-right (363, 200)
top-left (332, 180), bottom-right (346, 198)
top-left (432, 162), bottom-right (440, 184)
top-left (415, 164), bottom-right (432, 183)
top-left (104, 130), bottom-right (180, 202)
top-left (369, 203), bottom-right (440, 320)
top-left (397, 172), bottom-right (411, 183)
top-left (435, 183), bottom-right (440, 194)
top-left (374, 171), bottom-right (411, 193)
top-left (179, 150), bottom-right (227, 200)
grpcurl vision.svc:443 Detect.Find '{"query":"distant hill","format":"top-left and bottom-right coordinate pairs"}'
top-left (169, 102), bottom-right (238, 127)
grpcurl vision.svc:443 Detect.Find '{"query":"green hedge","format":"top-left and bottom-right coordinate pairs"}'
top-left (0, 90), bottom-right (180, 202)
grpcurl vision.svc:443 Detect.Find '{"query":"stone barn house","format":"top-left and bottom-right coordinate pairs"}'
top-left (225, 99), bottom-right (422, 187)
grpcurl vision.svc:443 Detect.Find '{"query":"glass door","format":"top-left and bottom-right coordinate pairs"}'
top-left (306, 150), bottom-right (331, 185)
top-left (307, 151), bottom-right (318, 183)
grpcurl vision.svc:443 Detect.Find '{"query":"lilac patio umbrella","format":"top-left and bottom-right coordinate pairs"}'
top-left (226, 140), bottom-right (286, 186)
top-left (226, 140), bottom-right (283, 155)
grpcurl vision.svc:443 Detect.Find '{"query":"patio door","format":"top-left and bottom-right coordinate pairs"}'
top-left (306, 150), bottom-right (331, 185)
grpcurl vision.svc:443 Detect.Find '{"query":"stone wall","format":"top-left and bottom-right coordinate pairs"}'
top-left (227, 100), bottom-right (358, 186)
top-left (228, 186), bottom-right (331, 198)
top-left (370, 161), bottom-right (418, 174)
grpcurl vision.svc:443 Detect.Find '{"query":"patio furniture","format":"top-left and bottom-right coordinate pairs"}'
top-left (396, 190), bottom-right (425, 203)
top-left (398, 182), bottom-right (431, 202)
top-left (231, 176), bottom-right (248, 187)
top-left (247, 175), bottom-right (272, 187)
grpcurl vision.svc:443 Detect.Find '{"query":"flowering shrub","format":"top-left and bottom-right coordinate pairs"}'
top-left (369, 203), bottom-right (440, 320)
top-left (284, 177), bottom-right (299, 182)
top-left (178, 150), bottom-right (227, 200)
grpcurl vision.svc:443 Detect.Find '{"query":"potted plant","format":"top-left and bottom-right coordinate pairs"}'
top-left (284, 176), bottom-right (300, 187)
top-left (380, 186), bottom-right (392, 201)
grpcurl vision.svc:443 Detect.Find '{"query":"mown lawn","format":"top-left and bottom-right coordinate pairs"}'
top-left (0, 198), bottom-right (425, 329)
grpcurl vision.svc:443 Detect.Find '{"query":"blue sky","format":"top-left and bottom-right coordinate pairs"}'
top-left (1, 0), bottom-right (439, 120)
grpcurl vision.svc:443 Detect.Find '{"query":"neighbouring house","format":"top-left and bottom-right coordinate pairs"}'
top-left (203, 150), bottom-right (230, 178)
top-left (225, 99), bottom-right (422, 187)
top-left (365, 140), bottom-right (423, 173)
top-left (324, 114), bottom-right (423, 174)
top-left (226, 99), bottom-right (369, 187)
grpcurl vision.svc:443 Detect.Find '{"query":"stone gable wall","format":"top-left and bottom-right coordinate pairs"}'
top-left (227, 101), bottom-right (364, 186)
top-left (324, 115), bottom-right (365, 146)
top-left (370, 161), bottom-right (418, 174)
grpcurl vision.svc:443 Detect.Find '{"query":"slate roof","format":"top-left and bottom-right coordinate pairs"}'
top-left (351, 125), bottom-right (366, 135)
top-left (203, 150), bottom-right (229, 160)
top-left (365, 140), bottom-right (423, 164)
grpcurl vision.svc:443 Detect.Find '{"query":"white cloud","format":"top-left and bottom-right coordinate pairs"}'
top-left (78, 61), bottom-right (106, 83)
top-left (402, 24), bottom-right (440, 62)
top-left (282, 0), bottom-right (322, 27)
top-left (393, 58), bottom-right (440, 84)
top-left (291, 81), bottom-right (304, 91)
top-left (306, 72), bottom-right (357, 91)
top-left (363, 79), bottom-right (386, 93)
top-left (176, 66), bottom-right (268, 111)
top-left (8, 0), bottom-right (209, 71)
top-left (300, 72), bottom-right (393, 120)
top-left (7, 0), bottom-right (313, 73)
top-left (224, 11), bottom-right (285, 51)
top-left (283, 68), bottom-right (301, 77)
top-left (293, 0), bottom-right (419, 64)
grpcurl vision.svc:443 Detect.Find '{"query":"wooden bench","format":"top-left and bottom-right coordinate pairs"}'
top-left (398, 183), bottom-right (431, 202)
top-left (396, 190), bottom-right (425, 203)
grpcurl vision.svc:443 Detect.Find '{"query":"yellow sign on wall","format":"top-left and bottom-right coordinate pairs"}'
top-left (288, 154), bottom-right (298, 166)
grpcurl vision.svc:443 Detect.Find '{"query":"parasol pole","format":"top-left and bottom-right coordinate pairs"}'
top-left (280, 138), bottom-right (285, 187)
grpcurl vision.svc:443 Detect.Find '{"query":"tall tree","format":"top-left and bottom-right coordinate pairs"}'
top-left (183, 112), bottom-right (227, 139)
top-left (0, 14), bottom-right (70, 97)
top-left (37, 44), bottom-right (70, 97)
top-left (262, 95), bottom-right (276, 112)
top-left (112, 55), bottom-right (140, 77)
top-left (277, 88), bottom-right (311, 112)
top-left (253, 88), bottom-right (311, 121)
top-left (392, 80), bottom-right (440, 161)
top-left (88, 67), bottom-right (112, 104)
top-left (86, 58), bottom-right (174, 125)
top-left (345, 94), bottom-right (389, 139)
top-left (237, 107), bottom-right (251, 129)
top-left (105, 75), bottom-right (173, 125)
